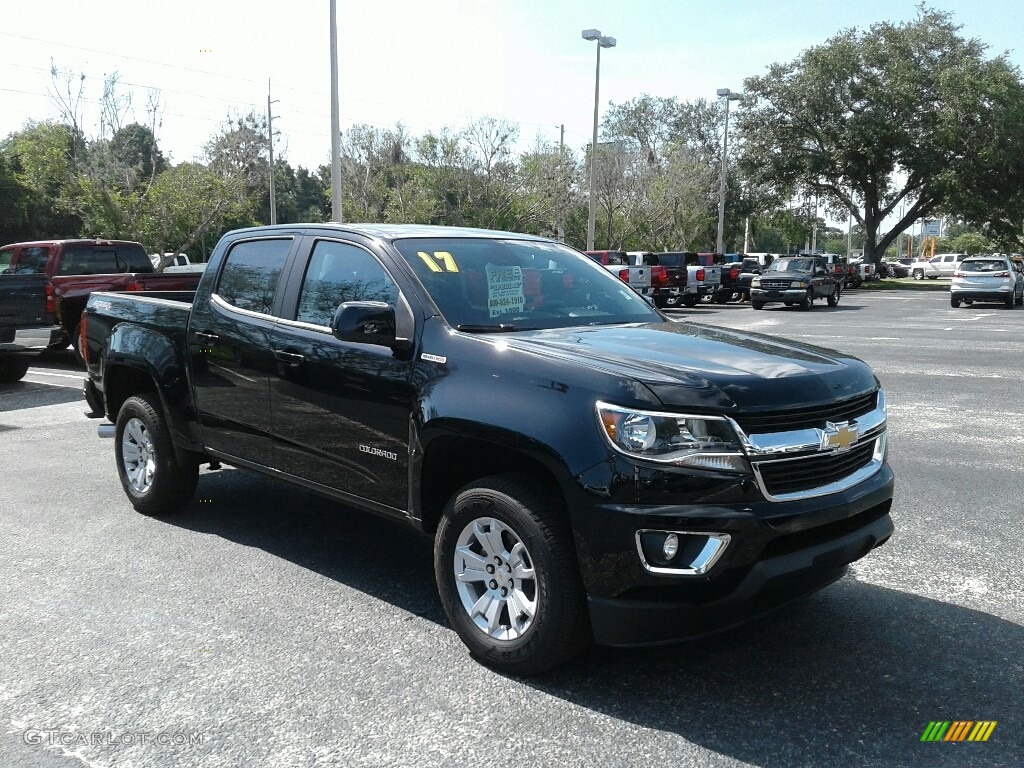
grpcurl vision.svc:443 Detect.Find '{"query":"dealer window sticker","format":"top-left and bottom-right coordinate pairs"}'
top-left (485, 263), bottom-right (525, 318)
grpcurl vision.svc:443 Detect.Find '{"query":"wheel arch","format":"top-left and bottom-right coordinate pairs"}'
top-left (417, 432), bottom-right (569, 535)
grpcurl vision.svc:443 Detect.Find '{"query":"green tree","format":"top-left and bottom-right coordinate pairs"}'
top-left (736, 6), bottom-right (1024, 263)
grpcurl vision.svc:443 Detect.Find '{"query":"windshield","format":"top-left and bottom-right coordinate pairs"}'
top-left (392, 237), bottom-right (661, 331)
top-left (767, 258), bottom-right (814, 273)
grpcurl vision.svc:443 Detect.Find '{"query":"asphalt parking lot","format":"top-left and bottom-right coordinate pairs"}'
top-left (1, 288), bottom-right (1021, 767)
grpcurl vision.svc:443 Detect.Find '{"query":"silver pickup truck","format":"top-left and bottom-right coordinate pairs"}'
top-left (584, 250), bottom-right (654, 300)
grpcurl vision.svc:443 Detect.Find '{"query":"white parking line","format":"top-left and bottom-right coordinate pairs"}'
top-left (22, 377), bottom-right (81, 389)
top-left (27, 370), bottom-right (86, 381)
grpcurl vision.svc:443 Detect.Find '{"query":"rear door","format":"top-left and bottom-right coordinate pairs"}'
top-left (189, 235), bottom-right (298, 467)
top-left (268, 235), bottom-right (416, 512)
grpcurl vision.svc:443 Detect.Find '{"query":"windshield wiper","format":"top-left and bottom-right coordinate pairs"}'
top-left (455, 323), bottom-right (537, 333)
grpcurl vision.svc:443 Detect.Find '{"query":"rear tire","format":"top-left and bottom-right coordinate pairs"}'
top-left (71, 322), bottom-right (86, 367)
top-left (950, 296), bottom-right (961, 308)
top-left (681, 296), bottom-right (699, 308)
top-left (434, 474), bottom-right (589, 675)
top-left (114, 392), bottom-right (198, 516)
top-left (1005, 292), bottom-right (1015, 309)
top-left (0, 356), bottom-right (30, 383)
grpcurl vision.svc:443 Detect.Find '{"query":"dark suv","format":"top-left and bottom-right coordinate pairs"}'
top-left (749, 256), bottom-right (842, 310)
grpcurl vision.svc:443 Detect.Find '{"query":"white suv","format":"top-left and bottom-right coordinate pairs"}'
top-left (950, 256), bottom-right (1024, 308)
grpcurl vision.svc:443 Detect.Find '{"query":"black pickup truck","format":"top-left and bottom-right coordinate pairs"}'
top-left (83, 223), bottom-right (894, 674)
top-left (0, 271), bottom-right (58, 382)
top-left (749, 255), bottom-right (843, 311)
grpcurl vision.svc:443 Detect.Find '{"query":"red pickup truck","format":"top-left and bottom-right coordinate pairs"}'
top-left (0, 239), bottom-right (202, 376)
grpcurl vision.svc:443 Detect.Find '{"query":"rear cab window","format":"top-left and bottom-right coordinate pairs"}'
top-left (57, 243), bottom-right (153, 275)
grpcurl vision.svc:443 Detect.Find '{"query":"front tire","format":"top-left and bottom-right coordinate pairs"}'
top-left (799, 289), bottom-right (813, 311)
top-left (115, 392), bottom-right (198, 516)
top-left (751, 301), bottom-right (765, 310)
top-left (827, 287), bottom-right (840, 307)
top-left (434, 474), bottom-right (589, 675)
top-left (912, 269), bottom-right (924, 281)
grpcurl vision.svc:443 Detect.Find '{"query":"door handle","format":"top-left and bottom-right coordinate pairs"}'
top-left (274, 350), bottom-right (305, 366)
top-left (194, 331), bottom-right (219, 346)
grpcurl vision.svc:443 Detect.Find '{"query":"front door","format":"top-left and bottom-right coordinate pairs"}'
top-left (269, 238), bottom-right (415, 512)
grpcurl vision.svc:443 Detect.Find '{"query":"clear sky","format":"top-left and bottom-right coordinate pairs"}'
top-left (1, 0), bottom-right (1022, 171)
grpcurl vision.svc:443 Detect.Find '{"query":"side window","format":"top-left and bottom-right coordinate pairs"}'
top-left (16, 247), bottom-right (49, 274)
top-left (296, 240), bottom-right (398, 327)
top-left (0, 249), bottom-right (13, 273)
top-left (216, 238), bottom-right (292, 315)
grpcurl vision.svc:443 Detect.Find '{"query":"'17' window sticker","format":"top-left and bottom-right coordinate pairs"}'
top-left (417, 251), bottom-right (459, 273)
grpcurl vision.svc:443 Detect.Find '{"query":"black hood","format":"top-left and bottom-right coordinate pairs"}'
top-left (504, 321), bottom-right (877, 412)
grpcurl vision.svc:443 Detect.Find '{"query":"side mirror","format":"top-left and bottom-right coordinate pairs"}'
top-left (331, 301), bottom-right (397, 346)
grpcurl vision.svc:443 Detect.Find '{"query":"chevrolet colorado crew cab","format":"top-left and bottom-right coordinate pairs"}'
top-left (83, 224), bottom-right (894, 674)
top-left (750, 256), bottom-right (842, 310)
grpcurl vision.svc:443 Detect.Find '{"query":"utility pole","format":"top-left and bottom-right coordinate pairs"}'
top-left (811, 194), bottom-right (818, 252)
top-left (329, 0), bottom-right (343, 222)
top-left (267, 79), bottom-right (279, 225)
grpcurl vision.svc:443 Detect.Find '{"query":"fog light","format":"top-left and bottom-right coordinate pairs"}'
top-left (662, 533), bottom-right (679, 560)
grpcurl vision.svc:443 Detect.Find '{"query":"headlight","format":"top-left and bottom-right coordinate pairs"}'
top-left (596, 402), bottom-right (750, 472)
top-left (795, 279), bottom-right (810, 288)
top-left (751, 278), bottom-right (761, 287)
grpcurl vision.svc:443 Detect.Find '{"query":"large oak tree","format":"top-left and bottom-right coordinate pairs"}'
top-left (736, 6), bottom-right (1024, 261)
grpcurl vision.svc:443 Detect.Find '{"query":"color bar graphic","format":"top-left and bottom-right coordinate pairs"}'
top-left (921, 721), bottom-right (996, 742)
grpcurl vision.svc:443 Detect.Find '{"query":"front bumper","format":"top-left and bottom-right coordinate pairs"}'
top-left (0, 325), bottom-right (63, 353)
top-left (571, 458), bottom-right (895, 646)
top-left (750, 287), bottom-right (808, 303)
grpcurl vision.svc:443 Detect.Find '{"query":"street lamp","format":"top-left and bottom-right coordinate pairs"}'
top-left (582, 28), bottom-right (616, 252)
top-left (715, 87), bottom-right (742, 254)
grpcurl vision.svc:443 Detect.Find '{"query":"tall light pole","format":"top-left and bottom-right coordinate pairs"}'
top-left (715, 88), bottom-right (742, 254)
top-left (582, 29), bottom-right (615, 252)
top-left (329, 0), bottom-right (343, 222)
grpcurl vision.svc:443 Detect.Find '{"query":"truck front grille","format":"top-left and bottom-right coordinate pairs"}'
top-left (759, 280), bottom-right (791, 290)
top-left (734, 392), bottom-right (877, 433)
top-left (753, 441), bottom-right (876, 497)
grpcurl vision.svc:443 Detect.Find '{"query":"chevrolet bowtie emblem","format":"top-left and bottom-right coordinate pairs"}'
top-left (820, 421), bottom-right (858, 452)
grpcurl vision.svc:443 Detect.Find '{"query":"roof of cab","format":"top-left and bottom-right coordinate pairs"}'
top-left (223, 223), bottom-right (552, 243)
